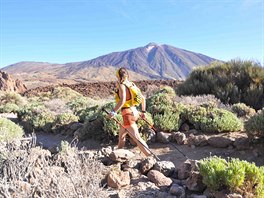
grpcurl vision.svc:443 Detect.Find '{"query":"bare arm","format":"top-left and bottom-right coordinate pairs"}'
top-left (141, 95), bottom-right (146, 112)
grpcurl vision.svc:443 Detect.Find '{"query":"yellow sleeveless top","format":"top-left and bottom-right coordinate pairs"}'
top-left (115, 82), bottom-right (133, 108)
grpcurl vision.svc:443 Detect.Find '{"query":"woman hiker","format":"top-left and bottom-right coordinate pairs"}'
top-left (108, 67), bottom-right (151, 157)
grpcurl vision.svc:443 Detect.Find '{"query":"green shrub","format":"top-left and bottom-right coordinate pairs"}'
top-left (66, 97), bottom-right (89, 114)
top-left (0, 103), bottom-right (19, 113)
top-left (199, 156), bottom-right (227, 190)
top-left (137, 112), bottom-right (154, 131)
top-left (177, 60), bottom-right (264, 110)
top-left (76, 105), bottom-right (100, 122)
top-left (147, 93), bottom-right (174, 114)
top-left (146, 88), bottom-right (183, 132)
top-left (102, 114), bottom-right (123, 137)
top-left (17, 103), bottom-right (56, 132)
top-left (199, 156), bottom-right (264, 197)
top-left (0, 117), bottom-right (24, 142)
top-left (52, 87), bottom-right (83, 102)
top-left (242, 161), bottom-right (264, 196)
top-left (52, 113), bottom-right (79, 133)
top-left (245, 108), bottom-right (264, 138)
top-left (182, 106), bottom-right (243, 133)
top-left (153, 110), bottom-right (181, 132)
top-left (225, 159), bottom-right (245, 190)
top-left (0, 92), bottom-right (26, 105)
top-left (80, 103), bottom-right (113, 141)
top-left (155, 86), bottom-right (176, 95)
top-left (231, 103), bottom-right (256, 118)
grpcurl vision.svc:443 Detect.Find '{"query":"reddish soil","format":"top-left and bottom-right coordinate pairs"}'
top-left (23, 80), bottom-right (183, 98)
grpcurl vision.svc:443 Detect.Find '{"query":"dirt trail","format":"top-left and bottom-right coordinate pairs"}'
top-left (35, 132), bottom-right (264, 167)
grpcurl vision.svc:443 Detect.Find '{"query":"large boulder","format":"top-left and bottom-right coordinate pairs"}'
top-left (0, 71), bottom-right (27, 93)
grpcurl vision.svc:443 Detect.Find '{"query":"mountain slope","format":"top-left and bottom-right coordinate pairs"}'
top-left (2, 43), bottom-right (217, 88)
top-left (69, 43), bottom-right (216, 79)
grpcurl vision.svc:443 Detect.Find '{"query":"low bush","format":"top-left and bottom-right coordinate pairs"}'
top-left (17, 103), bottom-right (56, 132)
top-left (0, 140), bottom-right (108, 197)
top-left (146, 88), bottom-right (183, 132)
top-left (52, 113), bottom-right (79, 133)
top-left (79, 102), bottom-right (115, 141)
top-left (199, 156), bottom-right (227, 190)
top-left (245, 108), bottom-right (264, 138)
top-left (77, 105), bottom-right (100, 122)
top-left (0, 103), bottom-right (19, 113)
top-left (182, 106), bottom-right (243, 133)
top-left (0, 92), bottom-right (26, 105)
top-left (153, 110), bottom-right (181, 132)
top-left (147, 86), bottom-right (176, 115)
top-left (173, 94), bottom-right (227, 109)
top-left (199, 156), bottom-right (264, 197)
top-left (0, 117), bottom-right (24, 142)
top-left (52, 87), bottom-right (83, 102)
top-left (231, 103), bottom-right (256, 118)
top-left (177, 59), bottom-right (264, 110)
top-left (66, 97), bottom-right (90, 114)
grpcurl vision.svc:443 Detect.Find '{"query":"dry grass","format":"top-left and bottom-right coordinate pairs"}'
top-left (0, 139), bottom-right (109, 198)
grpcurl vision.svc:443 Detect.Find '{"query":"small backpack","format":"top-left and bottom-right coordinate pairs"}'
top-left (124, 82), bottom-right (143, 106)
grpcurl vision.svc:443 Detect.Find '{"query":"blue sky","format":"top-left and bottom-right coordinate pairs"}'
top-left (0, 0), bottom-right (263, 68)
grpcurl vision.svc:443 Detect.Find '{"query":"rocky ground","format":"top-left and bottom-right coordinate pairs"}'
top-left (22, 80), bottom-right (183, 99)
top-left (1, 113), bottom-right (264, 197)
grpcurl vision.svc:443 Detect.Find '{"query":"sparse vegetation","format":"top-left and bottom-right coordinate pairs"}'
top-left (52, 113), bottom-right (79, 133)
top-left (17, 103), bottom-right (56, 132)
top-left (0, 140), bottom-right (108, 197)
top-left (182, 106), bottom-right (243, 133)
top-left (245, 108), bottom-right (264, 138)
top-left (0, 117), bottom-right (24, 142)
top-left (199, 156), bottom-right (264, 197)
top-left (0, 103), bottom-right (19, 113)
top-left (0, 91), bottom-right (25, 106)
top-left (231, 103), bottom-right (256, 118)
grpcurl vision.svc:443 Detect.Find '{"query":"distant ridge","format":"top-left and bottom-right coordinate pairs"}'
top-left (2, 43), bottom-right (217, 88)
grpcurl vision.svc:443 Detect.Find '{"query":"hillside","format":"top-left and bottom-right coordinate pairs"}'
top-left (2, 43), bottom-right (217, 88)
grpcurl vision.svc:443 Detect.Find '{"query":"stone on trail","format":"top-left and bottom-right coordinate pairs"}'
top-left (147, 170), bottom-right (173, 187)
top-left (153, 161), bottom-right (176, 177)
top-left (173, 132), bottom-right (186, 145)
top-left (233, 137), bottom-right (250, 150)
top-left (187, 134), bottom-right (208, 146)
top-left (177, 159), bottom-right (199, 180)
top-left (169, 183), bottom-right (185, 198)
top-left (107, 170), bottom-right (130, 189)
top-left (109, 149), bottom-right (135, 162)
top-left (208, 136), bottom-right (233, 148)
top-left (140, 156), bottom-right (157, 174)
top-left (156, 131), bottom-right (171, 143)
top-left (186, 171), bottom-right (206, 192)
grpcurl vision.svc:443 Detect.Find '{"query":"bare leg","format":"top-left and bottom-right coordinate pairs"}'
top-left (118, 127), bottom-right (127, 149)
top-left (126, 124), bottom-right (151, 156)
